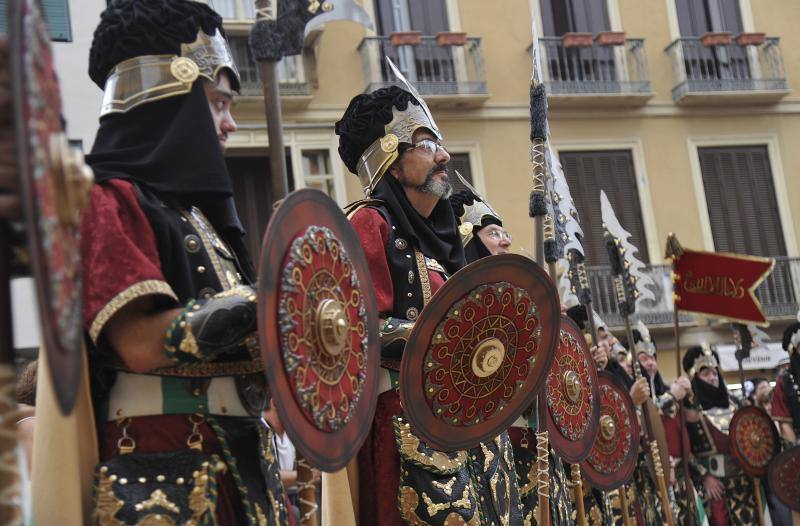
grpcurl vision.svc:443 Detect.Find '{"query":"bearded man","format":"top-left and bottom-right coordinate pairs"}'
top-left (334, 85), bottom-right (522, 525)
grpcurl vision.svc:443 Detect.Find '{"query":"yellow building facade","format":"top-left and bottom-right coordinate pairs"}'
top-left (219, 0), bottom-right (800, 383)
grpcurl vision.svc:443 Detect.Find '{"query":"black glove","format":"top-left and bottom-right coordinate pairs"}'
top-left (164, 286), bottom-right (258, 363)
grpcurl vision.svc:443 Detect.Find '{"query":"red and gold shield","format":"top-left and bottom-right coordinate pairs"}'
top-left (581, 371), bottom-right (640, 490)
top-left (729, 405), bottom-right (779, 478)
top-left (769, 445), bottom-right (800, 512)
top-left (258, 189), bottom-right (380, 472)
top-left (545, 316), bottom-right (600, 463)
top-left (9, 0), bottom-right (93, 413)
top-left (400, 254), bottom-right (560, 451)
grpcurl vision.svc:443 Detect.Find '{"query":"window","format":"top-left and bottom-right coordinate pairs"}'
top-left (228, 36), bottom-right (307, 96)
top-left (301, 150), bottom-right (338, 202)
top-left (0, 0), bottom-right (72, 41)
top-left (207, 0), bottom-right (255, 20)
top-left (448, 153), bottom-right (474, 195)
top-left (698, 146), bottom-right (786, 256)
top-left (560, 150), bottom-right (649, 266)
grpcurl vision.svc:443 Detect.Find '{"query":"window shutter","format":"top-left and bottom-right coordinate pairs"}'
top-left (560, 150), bottom-right (649, 266)
top-left (0, 0), bottom-right (7, 35)
top-left (41, 0), bottom-right (71, 41)
top-left (449, 153), bottom-right (473, 195)
top-left (698, 145), bottom-right (786, 257)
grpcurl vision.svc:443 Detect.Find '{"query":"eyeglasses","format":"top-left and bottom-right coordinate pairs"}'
top-left (485, 229), bottom-right (512, 242)
top-left (407, 139), bottom-right (448, 156)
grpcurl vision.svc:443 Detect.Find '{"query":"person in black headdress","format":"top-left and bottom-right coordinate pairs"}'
top-left (772, 314), bottom-right (800, 445)
top-left (79, 1), bottom-right (286, 523)
top-left (334, 81), bottom-right (522, 525)
top-left (682, 345), bottom-right (758, 526)
top-left (449, 189), bottom-right (511, 260)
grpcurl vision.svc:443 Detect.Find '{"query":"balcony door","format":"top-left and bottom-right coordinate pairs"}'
top-left (675, 0), bottom-right (750, 82)
top-left (539, 0), bottom-right (616, 87)
top-left (374, 0), bottom-right (455, 90)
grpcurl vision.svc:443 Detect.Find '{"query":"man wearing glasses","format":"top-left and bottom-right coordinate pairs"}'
top-left (333, 85), bottom-right (523, 525)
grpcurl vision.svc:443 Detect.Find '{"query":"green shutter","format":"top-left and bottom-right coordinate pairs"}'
top-left (0, 0), bottom-right (71, 40)
top-left (0, 0), bottom-right (8, 35)
top-left (41, 0), bottom-right (72, 42)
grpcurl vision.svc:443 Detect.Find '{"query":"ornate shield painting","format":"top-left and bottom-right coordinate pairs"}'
top-left (258, 189), bottom-right (379, 472)
top-left (768, 445), bottom-right (800, 512)
top-left (10, 0), bottom-right (92, 414)
top-left (730, 405), bottom-right (779, 478)
top-left (581, 371), bottom-right (640, 490)
top-left (545, 316), bottom-right (600, 463)
top-left (400, 254), bottom-right (560, 451)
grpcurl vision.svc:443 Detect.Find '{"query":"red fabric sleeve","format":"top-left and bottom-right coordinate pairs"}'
top-left (771, 377), bottom-right (792, 421)
top-left (81, 179), bottom-right (178, 343)
top-left (350, 207), bottom-right (393, 314)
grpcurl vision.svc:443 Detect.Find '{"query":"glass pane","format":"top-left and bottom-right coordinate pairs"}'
top-left (209, 0), bottom-right (236, 19)
top-left (305, 178), bottom-right (337, 200)
top-left (241, 0), bottom-right (256, 19)
top-left (302, 150), bottom-right (332, 176)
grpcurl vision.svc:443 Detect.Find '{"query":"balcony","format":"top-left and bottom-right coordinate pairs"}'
top-left (228, 36), bottom-right (313, 110)
top-left (665, 36), bottom-right (789, 105)
top-left (358, 35), bottom-right (489, 108)
top-left (534, 35), bottom-right (653, 108)
top-left (588, 256), bottom-right (799, 329)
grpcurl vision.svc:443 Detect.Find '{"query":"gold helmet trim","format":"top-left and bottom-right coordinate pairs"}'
top-left (687, 344), bottom-right (718, 378)
top-left (100, 29), bottom-right (240, 117)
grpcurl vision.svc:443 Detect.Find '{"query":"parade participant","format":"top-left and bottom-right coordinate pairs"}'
top-left (336, 83), bottom-right (522, 525)
top-left (772, 317), bottom-right (800, 445)
top-left (451, 189), bottom-right (580, 524)
top-left (80, 1), bottom-right (286, 523)
top-left (682, 345), bottom-right (759, 526)
top-left (449, 189), bottom-right (511, 258)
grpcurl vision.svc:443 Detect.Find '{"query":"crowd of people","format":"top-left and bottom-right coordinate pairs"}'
top-left (9, 0), bottom-right (799, 524)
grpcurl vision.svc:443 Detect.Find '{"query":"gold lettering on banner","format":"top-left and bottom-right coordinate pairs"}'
top-left (683, 272), bottom-right (746, 299)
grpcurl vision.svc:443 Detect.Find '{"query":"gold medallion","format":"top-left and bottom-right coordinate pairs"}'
top-left (459, 222), bottom-right (473, 237)
top-left (170, 57), bottom-right (200, 84)
top-left (381, 133), bottom-right (399, 153)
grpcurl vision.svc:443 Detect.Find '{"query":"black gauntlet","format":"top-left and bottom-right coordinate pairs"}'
top-left (380, 317), bottom-right (415, 360)
top-left (164, 286), bottom-right (258, 363)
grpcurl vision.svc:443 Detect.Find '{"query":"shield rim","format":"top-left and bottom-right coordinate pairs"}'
top-left (400, 253), bottom-right (560, 452)
top-left (257, 188), bottom-right (380, 473)
top-left (729, 405), bottom-right (779, 478)
top-left (768, 445), bottom-right (800, 512)
top-left (10, 0), bottom-right (82, 414)
top-left (545, 315), bottom-right (600, 463)
top-left (580, 370), bottom-right (640, 490)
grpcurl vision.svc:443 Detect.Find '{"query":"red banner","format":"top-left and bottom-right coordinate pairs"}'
top-left (672, 249), bottom-right (774, 325)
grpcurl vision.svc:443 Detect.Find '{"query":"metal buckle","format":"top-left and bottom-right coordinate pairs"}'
top-left (187, 413), bottom-right (205, 451)
top-left (117, 418), bottom-right (136, 455)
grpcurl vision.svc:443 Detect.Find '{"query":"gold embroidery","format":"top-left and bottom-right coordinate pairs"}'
top-left (184, 208), bottom-right (230, 291)
top-left (90, 280), bottom-right (178, 343)
top-left (179, 323), bottom-right (202, 358)
top-left (452, 486), bottom-right (472, 509)
top-left (93, 468), bottom-right (125, 525)
top-left (432, 477), bottom-right (456, 497)
top-left (490, 468), bottom-right (511, 526)
top-left (214, 285), bottom-right (256, 301)
top-left (134, 489), bottom-right (181, 513)
top-left (255, 503), bottom-right (268, 526)
top-left (399, 486), bottom-right (427, 526)
top-left (396, 418), bottom-right (467, 473)
top-left (414, 250), bottom-right (433, 306)
top-left (443, 511), bottom-right (480, 526)
top-left (140, 515), bottom-right (177, 526)
top-left (422, 492), bottom-right (451, 517)
top-left (480, 442), bottom-right (495, 472)
top-left (145, 358), bottom-right (263, 377)
top-left (188, 460), bottom-right (215, 520)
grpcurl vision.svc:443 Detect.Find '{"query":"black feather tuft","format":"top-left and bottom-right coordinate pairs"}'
top-left (544, 240), bottom-right (560, 263)
top-left (529, 192), bottom-right (547, 218)
top-left (249, 20), bottom-right (284, 62)
top-left (530, 83), bottom-right (548, 140)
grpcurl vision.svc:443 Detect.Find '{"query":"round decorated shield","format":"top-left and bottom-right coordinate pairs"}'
top-left (769, 445), bottom-right (800, 512)
top-left (400, 253), bottom-right (560, 452)
top-left (581, 371), bottom-right (640, 490)
top-left (9, 0), bottom-right (93, 414)
top-left (729, 405), bottom-right (779, 478)
top-left (258, 189), bottom-right (380, 473)
top-left (545, 316), bottom-right (600, 463)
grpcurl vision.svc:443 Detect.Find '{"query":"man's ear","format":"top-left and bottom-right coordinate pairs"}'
top-left (387, 162), bottom-right (401, 179)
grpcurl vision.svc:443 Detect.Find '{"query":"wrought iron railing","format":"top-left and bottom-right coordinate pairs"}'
top-left (535, 37), bottom-right (651, 95)
top-left (587, 257), bottom-right (799, 328)
top-left (358, 36), bottom-right (487, 96)
top-left (228, 37), bottom-right (311, 97)
top-left (665, 36), bottom-right (787, 101)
